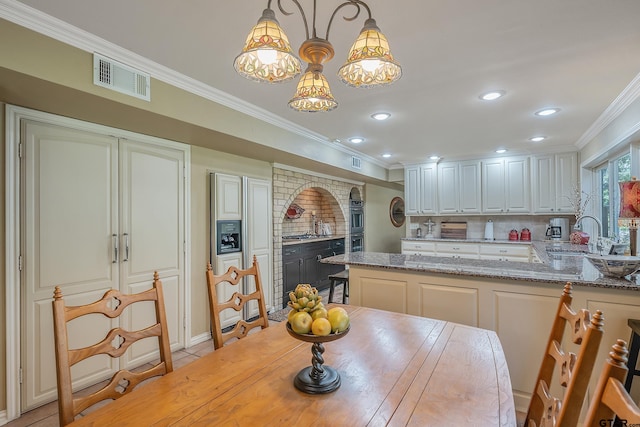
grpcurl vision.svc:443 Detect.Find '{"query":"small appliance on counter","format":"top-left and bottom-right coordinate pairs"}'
top-left (546, 217), bottom-right (570, 241)
top-left (484, 220), bottom-right (494, 240)
top-left (416, 227), bottom-right (422, 238)
top-left (509, 229), bottom-right (519, 241)
top-left (520, 228), bottom-right (531, 241)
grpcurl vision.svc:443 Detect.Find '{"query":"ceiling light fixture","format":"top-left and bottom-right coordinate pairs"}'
top-left (429, 155), bottom-right (440, 161)
top-left (371, 112), bottom-right (391, 121)
top-left (529, 136), bottom-right (546, 142)
top-left (349, 137), bottom-right (365, 143)
top-left (382, 153), bottom-right (391, 158)
top-left (234, 0), bottom-right (402, 112)
top-left (479, 90), bottom-right (505, 101)
top-left (535, 108), bottom-right (560, 117)
top-left (495, 148), bottom-right (507, 154)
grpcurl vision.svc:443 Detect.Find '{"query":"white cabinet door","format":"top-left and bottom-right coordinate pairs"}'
top-left (244, 177), bottom-right (273, 314)
top-left (459, 161), bottom-right (481, 213)
top-left (555, 152), bottom-right (579, 213)
top-left (215, 173), bottom-right (242, 220)
top-left (420, 163), bottom-right (438, 214)
top-left (532, 153), bottom-right (577, 213)
top-left (482, 159), bottom-right (506, 213)
top-left (22, 122), bottom-right (187, 411)
top-left (505, 157), bottom-right (530, 213)
top-left (404, 166), bottom-right (420, 215)
top-left (438, 162), bottom-right (460, 214)
top-left (119, 139), bottom-right (185, 368)
top-left (214, 253), bottom-right (244, 330)
top-left (483, 157), bottom-right (529, 213)
top-left (23, 122), bottom-right (119, 410)
top-left (532, 154), bottom-right (556, 213)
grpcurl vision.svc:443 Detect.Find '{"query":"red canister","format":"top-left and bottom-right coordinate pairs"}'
top-left (520, 228), bottom-right (531, 241)
top-left (509, 229), bottom-right (519, 241)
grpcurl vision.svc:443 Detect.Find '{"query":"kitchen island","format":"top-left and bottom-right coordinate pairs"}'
top-left (322, 242), bottom-right (640, 416)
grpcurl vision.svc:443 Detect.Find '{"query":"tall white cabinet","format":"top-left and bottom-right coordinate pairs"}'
top-left (211, 173), bottom-right (273, 330)
top-left (22, 118), bottom-right (188, 411)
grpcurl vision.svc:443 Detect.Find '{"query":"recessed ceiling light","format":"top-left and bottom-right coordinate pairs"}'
top-left (371, 112), bottom-right (391, 121)
top-left (535, 108), bottom-right (560, 116)
top-left (480, 90), bottom-right (505, 101)
top-left (429, 155), bottom-right (440, 161)
top-left (529, 136), bottom-right (546, 142)
top-left (348, 137), bottom-right (364, 144)
top-left (382, 153), bottom-right (391, 158)
top-left (495, 148), bottom-right (507, 154)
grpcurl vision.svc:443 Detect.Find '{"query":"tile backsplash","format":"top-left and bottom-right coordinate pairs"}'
top-left (407, 215), bottom-right (576, 241)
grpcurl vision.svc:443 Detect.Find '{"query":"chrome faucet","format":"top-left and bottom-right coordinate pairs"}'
top-left (575, 215), bottom-right (603, 254)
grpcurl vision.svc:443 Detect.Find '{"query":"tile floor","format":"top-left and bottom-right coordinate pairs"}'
top-left (4, 283), bottom-right (526, 426)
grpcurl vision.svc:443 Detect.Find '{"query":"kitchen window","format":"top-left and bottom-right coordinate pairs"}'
top-left (597, 151), bottom-right (631, 241)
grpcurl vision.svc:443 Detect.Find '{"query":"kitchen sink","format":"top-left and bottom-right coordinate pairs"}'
top-left (282, 234), bottom-right (317, 240)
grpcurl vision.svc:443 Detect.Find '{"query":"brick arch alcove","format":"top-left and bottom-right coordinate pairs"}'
top-left (272, 167), bottom-right (362, 309)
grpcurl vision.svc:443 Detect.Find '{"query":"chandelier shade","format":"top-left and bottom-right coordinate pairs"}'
top-left (288, 64), bottom-right (338, 112)
top-left (234, 0), bottom-right (401, 111)
top-left (337, 18), bottom-right (402, 87)
top-left (233, 8), bottom-right (302, 83)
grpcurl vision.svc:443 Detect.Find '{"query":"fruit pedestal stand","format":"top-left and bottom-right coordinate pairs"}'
top-left (286, 322), bottom-right (350, 394)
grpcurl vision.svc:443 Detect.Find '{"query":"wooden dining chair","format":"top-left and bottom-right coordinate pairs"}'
top-left (206, 255), bottom-right (269, 349)
top-left (52, 273), bottom-right (173, 426)
top-left (524, 282), bottom-right (605, 427)
top-left (584, 339), bottom-right (640, 426)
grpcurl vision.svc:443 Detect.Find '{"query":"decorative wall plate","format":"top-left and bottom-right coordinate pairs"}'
top-left (286, 203), bottom-right (305, 219)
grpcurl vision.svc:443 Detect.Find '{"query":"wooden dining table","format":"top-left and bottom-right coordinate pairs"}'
top-left (71, 305), bottom-right (516, 426)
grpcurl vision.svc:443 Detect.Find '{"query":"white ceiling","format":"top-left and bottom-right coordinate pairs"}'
top-left (14, 0), bottom-right (640, 168)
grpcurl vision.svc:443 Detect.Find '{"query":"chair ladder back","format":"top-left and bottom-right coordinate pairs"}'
top-left (206, 255), bottom-right (269, 349)
top-left (525, 283), bottom-right (605, 427)
top-left (585, 340), bottom-right (640, 426)
top-left (525, 283), bottom-right (574, 427)
top-left (52, 272), bottom-right (173, 426)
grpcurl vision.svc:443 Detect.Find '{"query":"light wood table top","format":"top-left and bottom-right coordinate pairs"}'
top-left (71, 305), bottom-right (516, 426)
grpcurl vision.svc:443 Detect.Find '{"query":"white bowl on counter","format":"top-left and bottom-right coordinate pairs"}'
top-left (584, 254), bottom-right (640, 278)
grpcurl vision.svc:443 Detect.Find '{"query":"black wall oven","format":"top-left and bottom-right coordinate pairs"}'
top-left (350, 201), bottom-right (364, 234)
top-left (351, 233), bottom-right (364, 252)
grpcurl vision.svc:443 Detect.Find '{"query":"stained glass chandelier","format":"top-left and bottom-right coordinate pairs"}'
top-left (233, 0), bottom-right (402, 112)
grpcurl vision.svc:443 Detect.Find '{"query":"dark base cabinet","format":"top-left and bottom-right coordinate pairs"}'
top-left (282, 238), bottom-right (345, 308)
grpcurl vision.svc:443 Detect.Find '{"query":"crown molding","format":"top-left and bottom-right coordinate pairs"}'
top-left (576, 71), bottom-right (640, 149)
top-left (0, 0), bottom-right (390, 170)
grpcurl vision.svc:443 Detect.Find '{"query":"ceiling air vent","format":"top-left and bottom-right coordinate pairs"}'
top-left (93, 53), bottom-right (150, 101)
top-left (351, 156), bottom-right (362, 170)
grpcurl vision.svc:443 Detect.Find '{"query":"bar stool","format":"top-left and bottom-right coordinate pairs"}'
top-left (624, 318), bottom-right (640, 392)
top-left (328, 270), bottom-right (349, 304)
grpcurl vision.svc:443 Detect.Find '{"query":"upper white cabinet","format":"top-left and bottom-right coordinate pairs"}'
top-left (438, 161), bottom-right (481, 214)
top-left (531, 152), bottom-right (578, 213)
top-left (482, 156), bottom-right (530, 213)
top-left (405, 152), bottom-right (577, 216)
top-left (404, 163), bottom-right (437, 215)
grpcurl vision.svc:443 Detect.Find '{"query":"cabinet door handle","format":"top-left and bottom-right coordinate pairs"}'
top-left (122, 233), bottom-right (129, 262)
top-left (112, 234), bottom-right (118, 263)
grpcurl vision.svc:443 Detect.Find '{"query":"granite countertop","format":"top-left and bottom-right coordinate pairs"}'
top-left (282, 234), bottom-right (346, 246)
top-left (322, 241), bottom-right (640, 291)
